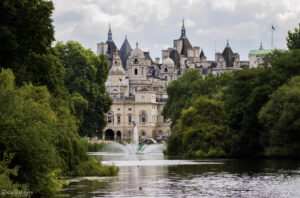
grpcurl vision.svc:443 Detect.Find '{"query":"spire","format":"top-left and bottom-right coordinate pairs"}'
top-left (136, 42), bottom-right (138, 48)
top-left (226, 40), bottom-right (230, 48)
top-left (107, 23), bottom-right (113, 42)
top-left (259, 42), bottom-right (264, 50)
top-left (181, 19), bottom-right (186, 38)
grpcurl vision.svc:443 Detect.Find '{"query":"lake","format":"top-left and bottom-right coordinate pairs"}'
top-left (60, 145), bottom-right (300, 197)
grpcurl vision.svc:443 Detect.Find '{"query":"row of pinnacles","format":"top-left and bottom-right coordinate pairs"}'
top-left (97, 20), bottom-right (249, 78)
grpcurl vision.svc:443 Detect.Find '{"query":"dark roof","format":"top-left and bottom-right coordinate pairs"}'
top-left (222, 42), bottom-right (234, 67)
top-left (106, 41), bottom-right (117, 57)
top-left (200, 49), bottom-right (206, 59)
top-left (179, 37), bottom-right (193, 56)
top-left (119, 36), bottom-right (132, 68)
top-left (169, 48), bottom-right (180, 69)
top-left (179, 19), bottom-right (193, 56)
top-left (105, 24), bottom-right (117, 58)
top-left (143, 52), bottom-right (154, 64)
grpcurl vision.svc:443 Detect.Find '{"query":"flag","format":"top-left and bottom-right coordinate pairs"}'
top-left (272, 25), bottom-right (276, 31)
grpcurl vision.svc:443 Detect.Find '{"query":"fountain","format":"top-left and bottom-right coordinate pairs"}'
top-left (101, 121), bottom-right (165, 154)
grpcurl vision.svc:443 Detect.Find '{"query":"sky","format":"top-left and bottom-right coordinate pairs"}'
top-left (52, 0), bottom-right (300, 61)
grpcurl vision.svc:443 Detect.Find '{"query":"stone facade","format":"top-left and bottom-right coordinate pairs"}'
top-left (101, 38), bottom-right (176, 141)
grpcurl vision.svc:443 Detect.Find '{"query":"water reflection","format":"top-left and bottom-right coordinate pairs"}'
top-left (60, 153), bottom-right (300, 198)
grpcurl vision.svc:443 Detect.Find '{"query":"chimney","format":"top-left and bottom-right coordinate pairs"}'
top-left (155, 57), bottom-right (160, 64)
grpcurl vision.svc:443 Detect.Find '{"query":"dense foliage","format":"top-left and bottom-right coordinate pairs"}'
top-left (164, 26), bottom-right (300, 158)
top-left (259, 76), bottom-right (300, 157)
top-left (167, 97), bottom-right (228, 157)
top-left (0, 69), bottom-right (117, 196)
top-left (0, 0), bottom-right (117, 196)
top-left (162, 70), bottom-right (233, 127)
top-left (287, 23), bottom-right (300, 50)
top-left (54, 41), bottom-right (111, 137)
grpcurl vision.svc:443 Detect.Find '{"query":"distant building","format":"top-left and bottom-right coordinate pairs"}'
top-left (248, 43), bottom-right (273, 68)
top-left (162, 20), bottom-right (248, 76)
top-left (97, 22), bottom-right (252, 141)
top-left (98, 27), bottom-right (177, 140)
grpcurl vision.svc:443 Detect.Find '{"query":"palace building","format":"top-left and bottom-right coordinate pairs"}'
top-left (97, 21), bottom-right (249, 141)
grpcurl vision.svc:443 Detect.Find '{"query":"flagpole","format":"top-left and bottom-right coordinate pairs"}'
top-left (271, 25), bottom-right (273, 49)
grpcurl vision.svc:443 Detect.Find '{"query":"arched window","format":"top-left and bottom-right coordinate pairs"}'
top-left (142, 131), bottom-right (146, 136)
top-left (164, 67), bottom-right (168, 72)
top-left (165, 76), bottom-right (167, 81)
top-left (107, 113), bottom-right (113, 123)
top-left (140, 111), bottom-right (147, 123)
top-left (134, 58), bottom-right (138, 64)
top-left (134, 68), bottom-right (138, 75)
top-left (115, 61), bottom-right (117, 65)
top-left (117, 114), bottom-right (121, 124)
top-left (128, 114), bottom-right (132, 123)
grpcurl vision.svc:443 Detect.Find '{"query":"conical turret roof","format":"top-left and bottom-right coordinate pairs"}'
top-left (200, 49), bottom-right (206, 59)
top-left (179, 19), bottom-right (193, 56)
top-left (222, 40), bottom-right (234, 67)
top-left (119, 36), bottom-right (132, 68)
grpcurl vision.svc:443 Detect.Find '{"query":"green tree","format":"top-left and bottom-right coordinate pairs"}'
top-left (287, 23), bottom-right (300, 50)
top-left (0, 0), bottom-right (64, 91)
top-left (0, 69), bottom-right (62, 195)
top-left (54, 41), bottom-right (112, 137)
top-left (0, 69), bottom-right (118, 195)
top-left (162, 69), bottom-right (233, 128)
top-left (224, 50), bottom-right (300, 157)
top-left (259, 76), bottom-right (300, 157)
top-left (167, 97), bottom-right (228, 157)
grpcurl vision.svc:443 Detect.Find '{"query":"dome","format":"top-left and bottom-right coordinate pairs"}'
top-left (162, 57), bottom-right (175, 66)
top-left (130, 42), bottom-right (144, 58)
top-left (110, 65), bottom-right (125, 75)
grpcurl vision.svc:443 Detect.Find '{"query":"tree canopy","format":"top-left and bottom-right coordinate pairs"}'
top-left (167, 97), bottom-right (228, 157)
top-left (259, 76), bottom-right (300, 157)
top-left (287, 23), bottom-right (300, 50)
top-left (54, 41), bottom-right (112, 137)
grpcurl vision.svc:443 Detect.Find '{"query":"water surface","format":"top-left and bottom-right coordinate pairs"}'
top-left (60, 149), bottom-right (300, 197)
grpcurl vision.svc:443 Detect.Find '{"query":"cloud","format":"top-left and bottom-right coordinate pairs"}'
top-left (196, 22), bottom-right (260, 40)
top-left (210, 0), bottom-right (238, 12)
top-left (52, 0), bottom-right (300, 60)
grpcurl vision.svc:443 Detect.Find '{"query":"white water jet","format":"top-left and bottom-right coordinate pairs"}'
top-left (102, 121), bottom-right (165, 154)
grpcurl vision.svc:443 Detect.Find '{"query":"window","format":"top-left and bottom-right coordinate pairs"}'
top-left (117, 108), bottom-right (120, 111)
top-left (128, 108), bottom-right (132, 111)
top-left (115, 61), bottom-right (117, 65)
top-left (117, 115), bottom-right (121, 123)
top-left (128, 115), bottom-right (132, 123)
top-left (159, 130), bottom-right (163, 136)
top-left (107, 113), bottom-right (113, 123)
top-left (164, 67), bottom-right (168, 72)
top-left (128, 131), bottom-right (131, 137)
top-left (140, 111), bottom-right (147, 123)
top-left (142, 131), bottom-right (146, 136)
top-left (135, 68), bottom-right (138, 75)
top-left (134, 58), bottom-right (138, 64)
top-left (142, 95), bottom-right (145, 100)
top-left (165, 76), bottom-right (167, 80)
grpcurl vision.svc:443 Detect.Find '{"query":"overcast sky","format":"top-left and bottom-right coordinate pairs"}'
top-left (52, 0), bottom-right (300, 61)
